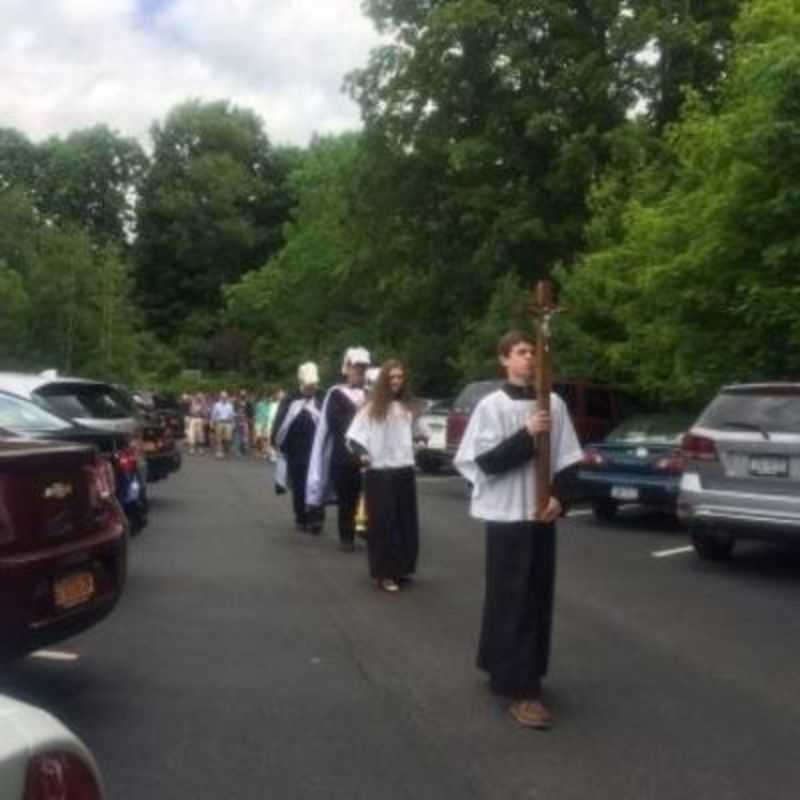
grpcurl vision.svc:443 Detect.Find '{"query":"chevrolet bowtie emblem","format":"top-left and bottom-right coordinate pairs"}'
top-left (44, 482), bottom-right (73, 500)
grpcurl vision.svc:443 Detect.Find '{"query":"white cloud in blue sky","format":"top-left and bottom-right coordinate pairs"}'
top-left (0, 0), bottom-right (384, 147)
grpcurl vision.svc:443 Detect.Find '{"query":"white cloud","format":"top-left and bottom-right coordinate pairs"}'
top-left (0, 0), bottom-right (384, 148)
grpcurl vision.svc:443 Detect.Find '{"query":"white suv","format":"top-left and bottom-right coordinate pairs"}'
top-left (678, 383), bottom-right (800, 560)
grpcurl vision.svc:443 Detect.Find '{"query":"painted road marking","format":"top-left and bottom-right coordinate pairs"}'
top-left (653, 546), bottom-right (694, 559)
top-left (30, 650), bottom-right (79, 662)
top-left (567, 509), bottom-right (593, 518)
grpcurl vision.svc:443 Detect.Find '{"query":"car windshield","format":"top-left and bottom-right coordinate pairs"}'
top-left (698, 388), bottom-right (800, 434)
top-left (454, 382), bottom-right (500, 414)
top-left (35, 382), bottom-right (133, 421)
top-left (0, 392), bottom-right (73, 432)
top-left (606, 414), bottom-right (693, 444)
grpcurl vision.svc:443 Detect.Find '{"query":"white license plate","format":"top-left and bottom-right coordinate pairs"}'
top-left (611, 486), bottom-right (639, 501)
top-left (749, 456), bottom-right (789, 478)
top-left (428, 430), bottom-right (446, 449)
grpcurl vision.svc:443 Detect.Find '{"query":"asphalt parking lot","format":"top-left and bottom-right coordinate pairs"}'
top-left (4, 458), bottom-right (800, 800)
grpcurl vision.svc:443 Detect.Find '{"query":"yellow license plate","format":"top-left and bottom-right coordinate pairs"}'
top-left (54, 572), bottom-right (95, 610)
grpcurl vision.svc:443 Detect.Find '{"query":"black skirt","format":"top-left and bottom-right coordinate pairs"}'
top-left (364, 466), bottom-right (419, 580)
top-left (478, 521), bottom-right (556, 697)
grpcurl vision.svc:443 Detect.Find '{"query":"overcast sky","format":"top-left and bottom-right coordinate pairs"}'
top-left (0, 0), bottom-right (385, 149)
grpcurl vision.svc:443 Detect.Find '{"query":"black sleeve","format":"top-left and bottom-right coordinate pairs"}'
top-left (326, 390), bottom-right (352, 438)
top-left (475, 428), bottom-right (536, 475)
top-left (551, 463), bottom-right (580, 506)
top-left (270, 397), bottom-right (290, 449)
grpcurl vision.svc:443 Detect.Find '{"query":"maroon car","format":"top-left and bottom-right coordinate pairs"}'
top-left (0, 438), bottom-right (127, 661)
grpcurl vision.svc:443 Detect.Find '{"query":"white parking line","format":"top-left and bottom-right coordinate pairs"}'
top-left (567, 509), bottom-right (594, 518)
top-left (30, 650), bottom-right (79, 662)
top-left (652, 546), bottom-right (694, 559)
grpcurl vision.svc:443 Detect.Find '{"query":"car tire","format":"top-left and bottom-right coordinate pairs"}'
top-left (691, 527), bottom-right (735, 561)
top-left (416, 454), bottom-right (439, 474)
top-left (592, 499), bottom-right (619, 521)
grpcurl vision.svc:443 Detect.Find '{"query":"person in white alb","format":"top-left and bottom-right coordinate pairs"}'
top-left (454, 330), bottom-right (583, 730)
top-left (346, 359), bottom-right (419, 593)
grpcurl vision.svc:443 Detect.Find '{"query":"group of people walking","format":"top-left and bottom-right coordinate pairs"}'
top-left (183, 388), bottom-right (284, 459)
top-left (272, 347), bottom-right (419, 592)
top-left (270, 332), bottom-right (583, 730)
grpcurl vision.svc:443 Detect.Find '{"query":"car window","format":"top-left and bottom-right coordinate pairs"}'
top-left (607, 414), bottom-right (694, 444)
top-left (0, 393), bottom-right (73, 432)
top-left (454, 382), bottom-right (500, 414)
top-left (35, 383), bottom-right (133, 420)
top-left (699, 389), bottom-right (800, 434)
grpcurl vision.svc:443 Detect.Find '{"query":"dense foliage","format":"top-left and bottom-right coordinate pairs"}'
top-left (5, 0), bottom-right (800, 407)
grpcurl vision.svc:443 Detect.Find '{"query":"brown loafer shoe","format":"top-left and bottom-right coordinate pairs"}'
top-left (509, 699), bottom-right (553, 730)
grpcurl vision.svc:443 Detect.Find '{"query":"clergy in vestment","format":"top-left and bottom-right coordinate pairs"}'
top-left (347, 359), bottom-right (419, 593)
top-left (306, 347), bottom-right (371, 551)
top-left (454, 331), bottom-right (583, 730)
top-left (271, 362), bottom-right (324, 533)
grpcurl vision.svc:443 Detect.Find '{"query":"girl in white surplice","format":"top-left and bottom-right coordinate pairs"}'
top-left (346, 360), bottom-right (420, 593)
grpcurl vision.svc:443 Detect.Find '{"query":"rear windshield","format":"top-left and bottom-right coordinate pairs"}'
top-left (607, 414), bottom-right (694, 444)
top-left (35, 382), bottom-right (134, 421)
top-left (0, 393), bottom-right (72, 433)
top-left (454, 382), bottom-right (500, 414)
top-left (699, 389), bottom-right (800, 434)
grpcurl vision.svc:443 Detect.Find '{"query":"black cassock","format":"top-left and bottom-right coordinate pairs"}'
top-left (364, 466), bottom-right (419, 581)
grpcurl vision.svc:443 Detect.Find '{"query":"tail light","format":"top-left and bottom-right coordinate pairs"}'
top-left (655, 449), bottom-right (685, 473)
top-left (581, 447), bottom-right (605, 466)
top-left (24, 751), bottom-right (103, 800)
top-left (680, 433), bottom-right (718, 462)
top-left (88, 456), bottom-right (115, 509)
top-left (115, 447), bottom-right (138, 474)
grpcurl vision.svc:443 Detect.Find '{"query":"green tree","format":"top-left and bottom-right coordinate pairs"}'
top-left (36, 125), bottom-right (148, 246)
top-left (559, 0), bottom-right (800, 405)
top-left (134, 100), bottom-right (293, 352)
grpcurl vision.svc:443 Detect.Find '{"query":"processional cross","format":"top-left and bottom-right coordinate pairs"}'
top-left (530, 280), bottom-right (566, 520)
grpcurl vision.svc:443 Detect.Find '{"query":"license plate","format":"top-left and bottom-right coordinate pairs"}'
top-left (143, 442), bottom-right (156, 452)
top-left (54, 572), bottom-right (95, 610)
top-left (749, 456), bottom-right (789, 478)
top-left (611, 486), bottom-right (638, 501)
top-left (428, 430), bottom-right (446, 449)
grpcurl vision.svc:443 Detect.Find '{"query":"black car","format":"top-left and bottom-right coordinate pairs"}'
top-left (0, 389), bottom-right (149, 532)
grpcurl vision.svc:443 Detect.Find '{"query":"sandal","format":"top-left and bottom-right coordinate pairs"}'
top-left (509, 699), bottom-right (553, 729)
top-left (379, 578), bottom-right (399, 593)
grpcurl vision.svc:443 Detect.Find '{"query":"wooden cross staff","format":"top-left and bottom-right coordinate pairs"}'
top-left (531, 280), bottom-right (566, 520)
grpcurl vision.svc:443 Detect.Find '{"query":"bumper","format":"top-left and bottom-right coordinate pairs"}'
top-left (0, 517), bottom-right (128, 660)
top-left (577, 470), bottom-right (680, 507)
top-left (678, 472), bottom-right (800, 542)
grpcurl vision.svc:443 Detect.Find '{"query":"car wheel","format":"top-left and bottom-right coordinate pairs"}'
top-left (592, 499), bottom-right (619, 521)
top-left (417, 455), bottom-right (439, 474)
top-left (691, 527), bottom-right (735, 561)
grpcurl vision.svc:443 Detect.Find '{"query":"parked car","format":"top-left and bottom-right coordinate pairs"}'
top-left (578, 413), bottom-right (695, 520)
top-left (0, 390), bottom-right (148, 532)
top-left (445, 378), bottom-right (636, 467)
top-left (414, 399), bottom-right (452, 473)
top-left (678, 383), bottom-right (800, 560)
top-left (0, 437), bottom-right (127, 661)
top-left (129, 393), bottom-right (182, 482)
top-left (0, 372), bottom-right (149, 482)
top-left (133, 389), bottom-right (186, 441)
top-left (0, 693), bottom-right (105, 799)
